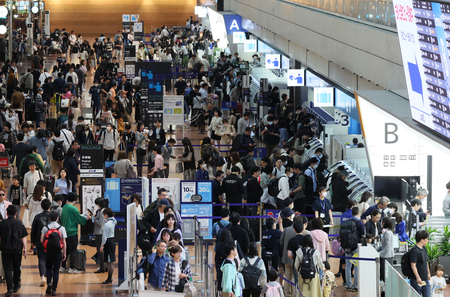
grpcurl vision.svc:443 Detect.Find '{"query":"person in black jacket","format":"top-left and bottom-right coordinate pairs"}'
top-left (142, 199), bottom-right (171, 244)
top-left (30, 199), bottom-right (51, 287)
top-left (12, 133), bottom-right (29, 171)
top-left (246, 166), bottom-right (263, 216)
top-left (149, 119), bottom-right (166, 146)
top-left (227, 213), bottom-right (250, 254)
top-left (331, 170), bottom-right (352, 212)
top-left (365, 209), bottom-right (382, 244)
top-left (222, 166), bottom-right (245, 215)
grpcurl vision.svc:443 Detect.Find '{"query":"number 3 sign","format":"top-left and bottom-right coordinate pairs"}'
top-left (334, 109), bottom-right (350, 127)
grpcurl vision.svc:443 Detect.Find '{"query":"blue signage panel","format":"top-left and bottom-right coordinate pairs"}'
top-left (104, 178), bottom-right (120, 212)
top-left (197, 182), bottom-right (212, 202)
top-left (223, 15), bottom-right (246, 34)
top-left (120, 178), bottom-right (142, 211)
top-left (181, 204), bottom-right (213, 240)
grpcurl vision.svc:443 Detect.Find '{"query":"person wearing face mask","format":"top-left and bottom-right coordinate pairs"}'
top-left (261, 116), bottom-right (280, 157)
top-left (365, 209), bottom-right (382, 244)
top-left (195, 159), bottom-right (209, 181)
top-left (310, 148), bottom-right (324, 164)
top-left (99, 123), bottom-right (119, 162)
top-left (277, 167), bottom-right (293, 210)
top-left (217, 118), bottom-right (235, 148)
top-left (313, 186), bottom-right (334, 234)
top-left (89, 80), bottom-right (102, 117)
top-left (303, 159), bottom-right (319, 213)
top-left (77, 121), bottom-right (95, 145)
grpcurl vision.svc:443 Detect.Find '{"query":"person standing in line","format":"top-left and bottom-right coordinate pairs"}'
top-left (41, 210), bottom-right (66, 296)
top-left (100, 208), bottom-right (116, 284)
top-left (161, 138), bottom-right (177, 178)
top-left (147, 240), bottom-right (170, 290)
top-left (410, 230), bottom-right (431, 297)
top-left (442, 182), bottom-right (450, 219)
top-left (60, 192), bottom-right (90, 274)
top-left (238, 242), bottom-right (267, 297)
top-left (0, 205), bottom-right (27, 297)
top-left (93, 198), bottom-right (106, 274)
top-left (378, 217), bottom-right (394, 283)
top-left (221, 242), bottom-right (239, 297)
top-left (161, 245), bottom-right (192, 292)
top-left (99, 123), bottom-right (119, 162)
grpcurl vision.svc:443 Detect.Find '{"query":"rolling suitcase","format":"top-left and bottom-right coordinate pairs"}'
top-left (46, 118), bottom-right (57, 132)
top-left (70, 249), bottom-right (86, 271)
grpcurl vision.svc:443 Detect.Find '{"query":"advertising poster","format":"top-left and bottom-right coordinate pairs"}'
top-left (181, 204), bottom-right (213, 239)
top-left (120, 179), bottom-right (142, 211)
top-left (181, 181), bottom-right (196, 202)
top-left (151, 178), bottom-right (180, 210)
top-left (163, 96), bottom-right (184, 125)
top-left (82, 185), bottom-right (102, 215)
top-left (127, 203), bottom-right (137, 257)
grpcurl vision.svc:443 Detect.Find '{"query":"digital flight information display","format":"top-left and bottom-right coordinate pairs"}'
top-left (394, 0), bottom-right (450, 139)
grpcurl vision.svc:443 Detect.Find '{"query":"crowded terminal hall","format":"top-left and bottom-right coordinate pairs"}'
top-left (0, 0), bottom-right (449, 297)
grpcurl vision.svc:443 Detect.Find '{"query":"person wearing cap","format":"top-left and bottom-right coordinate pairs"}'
top-left (142, 199), bottom-right (171, 244)
top-left (313, 186), bottom-right (334, 234)
top-left (281, 206), bottom-right (295, 229)
top-left (222, 166), bottom-right (245, 215)
top-left (60, 192), bottom-right (90, 274)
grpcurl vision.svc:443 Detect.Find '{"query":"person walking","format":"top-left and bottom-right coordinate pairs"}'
top-left (100, 208), bottom-right (116, 284)
top-left (41, 211), bottom-right (67, 296)
top-left (161, 245), bottom-right (192, 292)
top-left (238, 242), bottom-right (267, 297)
top-left (30, 199), bottom-right (51, 287)
top-left (294, 235), bottom-right (324, 297)
top-left (410, 230), bottom-right (431, 297)
top-left (0, 205), bottom-right (28, 296)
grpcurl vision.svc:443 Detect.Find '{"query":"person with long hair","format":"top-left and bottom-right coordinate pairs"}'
top-left (147, 140), bottom-right (157, 177)
top-left (100, 208), bottom-right (116, 284)
top-left (195, 159), bottom-right (209, 181)
top-left (222, 151), bottom-right (244, 178)
top-left (6, 69), bottom-right (18, 100)
top-left (208, 109), bottom-right (223, 146)
top-left (378, 217), bottom-right (394, 282)
top-left (96, 103), bottom-right (113, 124)
top-left (178, 137), bottom-right (196, 180)
top-left (238, 242), bottom-right (267, 297)
top-left (93, 198), bottom-right (106, 273)
top-left (26, 182), bottom-right (52, 225)
top-left (156, 214), bottom-right (183, 244)
top-left (161, 245), bottom-right (192, 292)
top-left (294, 235), bottom-right (323, 297)
top-left (135, 122), bottom-right (148, 177)
top-left (54, 168), bottom-right (72, 205)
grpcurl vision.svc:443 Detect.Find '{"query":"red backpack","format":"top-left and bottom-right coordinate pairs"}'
top-left (43, 226), bottom-right (64, 254)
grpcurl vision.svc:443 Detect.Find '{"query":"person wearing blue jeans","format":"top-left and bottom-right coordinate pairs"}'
top-left (344, 207), bottom-right (365, 292)
top-left (410, 230), bottom-right (431, 297)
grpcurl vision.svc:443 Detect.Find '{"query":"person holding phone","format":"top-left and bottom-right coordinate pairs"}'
top-left (54, 168), bottom-right (72, 206)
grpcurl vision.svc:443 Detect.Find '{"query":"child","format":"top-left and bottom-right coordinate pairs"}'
top-left (261, 269), bottom-right (284, 297)
top-left (322, 261), bottom-right (336, 297)
top-left (7, 175), bottom-right (24, 219)
top-left (430, 264), bottom-right (446, 297)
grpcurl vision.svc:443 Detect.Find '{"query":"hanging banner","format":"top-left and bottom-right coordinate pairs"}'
top-left (163, 95), bottom-right (184, 126)
top-left (80, 144), bottom-right (103, 177)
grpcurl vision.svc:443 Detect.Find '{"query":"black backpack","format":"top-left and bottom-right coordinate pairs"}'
top-left (303, 168), bottom-right (315, 196)
top-left (267, 176), bottom-right (284, 197)
top-left (340, 219), bottom-right (359, 252)
top-left (242, 257), bottom-right (261, 289)
top-left (52, 139), bottom-right (65, 161)
top-left (231, 134), bottom-right (243, 151)
top-left (299, 247), bottom-right (316, 283)
top-left (401, 250), bottom-right (414, 278)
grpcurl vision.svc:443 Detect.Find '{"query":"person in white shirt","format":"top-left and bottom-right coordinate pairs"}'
top-left (160, 26), bottom-right (169, 38)
top-left (60, 124), bottom-right (74, 151)
top-left (99, 123), bottom-right (119, 161)
top-left (65, 67), bottom-right (78, 87)
top-left (201, 55), bottom-right (209, 72)
top-left (23, 122), bottom-right (36, 143)
top-left (277, 167), bottom-right (293, 210)
top-left (39, 68), bottom-right (51, 86)
top-left (69, 31), bottom-right (76, 46)
top-left (128, 31), bottom-right (134, 44)
top-left (23, 161), bottom-right (43, 196)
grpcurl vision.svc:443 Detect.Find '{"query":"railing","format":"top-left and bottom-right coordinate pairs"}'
top-left (281, 0), bottom-right (397, 28)
top-left (385, 261), bottom-right (421, 297)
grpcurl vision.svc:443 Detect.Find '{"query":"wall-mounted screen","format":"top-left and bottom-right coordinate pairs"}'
top-left (393, 0), bottom-right (450, 139)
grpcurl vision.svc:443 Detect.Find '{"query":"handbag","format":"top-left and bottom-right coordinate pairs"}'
top-left (175, 162), bottom-right (184, 174)
top-left (175, 260), bottom-right (189, 293)
top-left (179, 147), bottom-right (192, 162)
top-left (126, 161), bottom-right (137, 178)
top-left (184, 280), bottom-right (197, 297)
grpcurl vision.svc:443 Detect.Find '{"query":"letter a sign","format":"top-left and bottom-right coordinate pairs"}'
top-left (230, 20), bottom-right (240, 31)
top-left (223, 15), bottom-right (245, 34)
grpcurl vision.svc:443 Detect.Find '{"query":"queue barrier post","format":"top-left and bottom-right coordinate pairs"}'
top-left (195, 236), bottom-right (205, 288)
top-left (204, 253), bottom-right (209, 295)
top-left (376, 257), bottom-right (381, 297)
top-left (259, 202), bottom-right (263, 242)
top-left (192, 216), bottom-right (199, 276)
top-left (210, 265), bottom-right (215, 297)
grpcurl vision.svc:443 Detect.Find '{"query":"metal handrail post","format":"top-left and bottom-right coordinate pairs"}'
top-left (259, 202), bottom-right (263, 242)
top-left (195, 237), bottom-right (205, 287)
top-left (205, 256), bottom-right (209, 294)
top-left (192, 216), bottom-right (199, 276)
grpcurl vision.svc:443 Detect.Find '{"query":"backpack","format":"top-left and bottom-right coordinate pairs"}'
top-left (43, 226), bottom-right (64, 254)
top-left (299, 247), bottom-right (316, 283)
top-left (265, 283), bottom-right (281, 297)
top-left (216, 221), bottom-right (227, 238)
top-left (0, 222), bottom-right (22, 252)
top-left (241, 257), bottom-right (261, 289)
top-left (340, 219), bottom-right (359, 252)
top-left (52, 139), bottom-right (65, 161)
top-left (57, 114), bottom-right (68, 128)
top-left (231, 134), bottom-right (243, 151)
top-left (401, 250), bottom-right (414, 278)
top-left (267, 176), bottom-right (286, 197)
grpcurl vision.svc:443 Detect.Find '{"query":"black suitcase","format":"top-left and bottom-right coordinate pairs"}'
top-left (70, 249), bottom-right (86, 271)
top-left (46, 118), bottom-right (57, 132)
